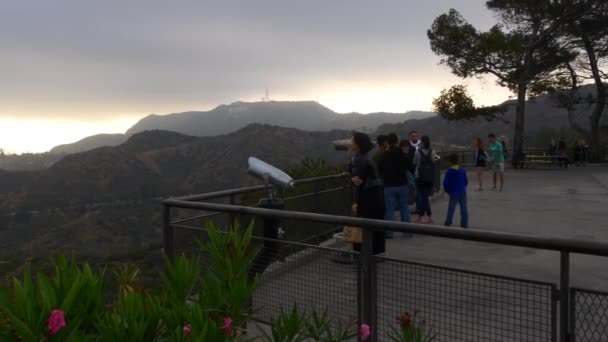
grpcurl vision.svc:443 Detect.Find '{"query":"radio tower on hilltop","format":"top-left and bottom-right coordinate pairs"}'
top-left (261, 87), bottom-right (271, 102)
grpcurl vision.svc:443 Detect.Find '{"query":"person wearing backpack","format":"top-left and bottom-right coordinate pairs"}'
top-left (413, 136), bottom-right (438, 224)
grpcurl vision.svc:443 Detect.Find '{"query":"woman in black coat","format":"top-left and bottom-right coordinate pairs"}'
top-left (349, 132), bottom-right (386, 255)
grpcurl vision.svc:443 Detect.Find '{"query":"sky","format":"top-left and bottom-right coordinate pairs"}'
top-left (0, 0), bottom-right (513, 153)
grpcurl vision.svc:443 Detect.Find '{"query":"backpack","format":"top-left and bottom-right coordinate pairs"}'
top-left (417, 150), bottom-right (436, 184)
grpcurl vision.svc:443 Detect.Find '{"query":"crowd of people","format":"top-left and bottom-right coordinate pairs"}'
top-left (346, 131), bottom-right (509, 255)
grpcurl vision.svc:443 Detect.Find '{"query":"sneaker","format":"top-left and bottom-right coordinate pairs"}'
top-left (474, 187), bottom-right (483, 191)
top-left (492, 187), bottom-right (498, 191)
top-left (427, 217), bottom-right (434, 224)
top-left (499, 188), bottom-right (503, 192)
top-left (415, 217), bottom-right (425, 224)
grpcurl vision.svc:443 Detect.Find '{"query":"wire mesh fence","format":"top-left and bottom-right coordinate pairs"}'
top-left (250, 236), bottom-right (359, 325)
top-left (164, 174), bottom-right (608, 342)
top-left (572, 288), bottom-right (608, 342)
top-left (375, 256), bottom-right (556, 342)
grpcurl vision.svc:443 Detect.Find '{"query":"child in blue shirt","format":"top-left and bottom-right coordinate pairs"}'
top-left (443, 154), bottom-right (469, 228)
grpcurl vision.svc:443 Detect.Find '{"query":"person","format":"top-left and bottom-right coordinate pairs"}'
top-left (558, 137), bottom-right (570, 168)
top-left (443, 154), bottom-right (469, 228)
top-left (379, 133), bottom-right (412, 237)
top-left (548, 139), bottom-right (558, 166)
top-left (373, 135), bottom-right (389, 165)
top-left (413, 136), bottom-right (438, 224)
top-left (501, 140), bottom-right (509, 162)
top-left (488, 133), bottom-right (505, 191)
top-left (582, 140), bottom-right (589, 165)
top-left (400, 139), bottom-right (417, 207)
top-left (409, 131), bottom-right (421, 151)
top-left (349, 132), bottom-right (386, 255)
top-left (473, 138), bottom-right (488, 191)
top-left (574, 140), bottom-right (583, 166)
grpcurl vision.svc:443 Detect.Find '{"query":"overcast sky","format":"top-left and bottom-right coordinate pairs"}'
top-left (0, 0), bottom-right (512, 153)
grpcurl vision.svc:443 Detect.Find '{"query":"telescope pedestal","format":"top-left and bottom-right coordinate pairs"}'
top-left (248, 198), bottom-right (285, 279)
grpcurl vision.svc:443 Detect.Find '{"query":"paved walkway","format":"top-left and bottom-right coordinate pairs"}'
top-left (386, 165), bottom-right (608, 290)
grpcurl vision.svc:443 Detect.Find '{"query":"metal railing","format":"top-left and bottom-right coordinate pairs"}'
top-left (162, 174), bottom-right (608, 341)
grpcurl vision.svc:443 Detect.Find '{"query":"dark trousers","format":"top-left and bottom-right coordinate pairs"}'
top-left (445, 194), bottom-right (468, 228)
top-left (353, 187), bottom-right (385, 255)
top-left (416, 181), bottom-right (433, 217)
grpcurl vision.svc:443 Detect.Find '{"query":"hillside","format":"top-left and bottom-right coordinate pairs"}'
top-left (0, 124), bottom-right (350, 260)
top-left (125, 101), bottom-right (432, 137)
top-left (50, 133), bottom-right (127, 154)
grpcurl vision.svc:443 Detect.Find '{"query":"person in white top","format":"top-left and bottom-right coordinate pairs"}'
top-left (409, 130), bottom-right (421, 151)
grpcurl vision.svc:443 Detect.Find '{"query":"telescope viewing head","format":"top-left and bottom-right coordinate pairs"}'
top-left (247, 157), bottom-right (295, 191)
top-left (332, 139), bottom-right (351, 151)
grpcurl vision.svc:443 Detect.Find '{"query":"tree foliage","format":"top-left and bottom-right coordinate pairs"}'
top-left (432, 85), bottom-right (507, 121)
top-left (427, 4), bottom-right (575, 154)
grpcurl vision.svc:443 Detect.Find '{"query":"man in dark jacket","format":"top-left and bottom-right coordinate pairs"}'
top-left (379, 133), bottom-right (413, 237)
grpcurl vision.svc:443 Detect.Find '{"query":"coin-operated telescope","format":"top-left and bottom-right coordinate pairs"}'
top-left (332, 139), bottom-right (351, 151)
top-left (248, 157), bottom-right (294, 198)
top-left (246, 157), bottom-right (294, 278)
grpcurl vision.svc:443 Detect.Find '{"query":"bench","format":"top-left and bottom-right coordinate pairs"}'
top-left (521, 154), bottom-right (564, 168)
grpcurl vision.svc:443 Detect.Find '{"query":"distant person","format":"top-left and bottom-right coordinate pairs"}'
top-left (473, 138), bottom-right (488, 191)
top-left (582, 140), bottom-right (589, 165)
top-left (548, 139), bottom-right (558, 166)
top-left (373, 134), bottom-right (389, 165)
top-left (558, 137), bottom-right (570, 168)
top-left (413, 136), bottom-right (438, 224)
top-left (501, 140), bottom-right (509, 162)
top-left (349, 132), bottom-right (385, 255)
top-left (379, 133), bottom-right (413, 237)
top-left (409, 131), bottom-right (421, 151)
top-left (443, 154), bottom-right (469, 228)
top-left (574, 140), bottom-right (583, 166)
top-left (488, 134), bottom-right (505, 191)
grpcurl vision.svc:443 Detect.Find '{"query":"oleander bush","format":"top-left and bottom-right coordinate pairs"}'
top-left (0, 221), bottom-right (432, 341)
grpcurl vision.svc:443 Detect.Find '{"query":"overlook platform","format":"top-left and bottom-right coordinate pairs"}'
top-left (390, 165), bottom-right (608, 291)
top-left (164, 165), bottom-right (608, 341)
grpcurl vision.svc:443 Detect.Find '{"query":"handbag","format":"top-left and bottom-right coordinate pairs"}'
top-left (343, 203), bottom-right (362, 243)
top-left (343, 226), bottom-right (363, 243)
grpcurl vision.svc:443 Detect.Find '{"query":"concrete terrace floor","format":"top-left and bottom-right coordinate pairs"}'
top-left (386, 165), bottom-right (608, 291)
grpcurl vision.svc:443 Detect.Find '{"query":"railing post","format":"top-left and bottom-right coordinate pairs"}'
top-left (360, 228), bottom-right (378, 342)
top-left (162, 203), bottom-right (174, 258)
top-left (229, 194), bottom-right (237, 227)
top-left (560, 251), bottom-right (570, 342)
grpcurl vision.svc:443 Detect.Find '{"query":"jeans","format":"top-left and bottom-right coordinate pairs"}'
top-left (445, 194), bottom-right (468, 228)
top-left (415, 181), bottom-right (433, 217)
top-left (384, 185), bottom-right (410, 222)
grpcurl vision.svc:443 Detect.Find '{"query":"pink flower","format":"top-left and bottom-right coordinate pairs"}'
top-left (360, 323), bottom-right (371, 340)
top-left (47, 310), bottom-right (66, 336)
top-left (183, 324), bottom-right (192, 335)
top-left (222, 317), bottom-right (234, 337)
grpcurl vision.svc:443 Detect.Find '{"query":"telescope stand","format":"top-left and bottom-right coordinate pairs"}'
top-left (247, 197), bottom-right (285, 280)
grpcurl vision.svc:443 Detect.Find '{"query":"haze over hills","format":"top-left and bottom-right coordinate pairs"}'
top-left (50, 133), bottom-right (127, 155)
top-left (0, 124), bottom-right (350, 260)
top-left (125, 101), bottom-right (434, 137)
top-left (41, 101), bottom-right (433, 156)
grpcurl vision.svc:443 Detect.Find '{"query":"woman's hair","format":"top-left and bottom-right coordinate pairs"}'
top-left (421, 135), bottom-right (431, 149)
top-left (352, 132), bottom-right (375, 154)
top-left (399, 139), bottom-right (410, 148)
top-left (476, 138), bottom-right (484, 149)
